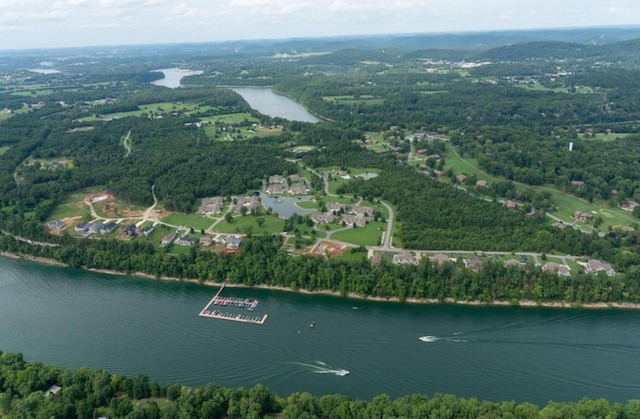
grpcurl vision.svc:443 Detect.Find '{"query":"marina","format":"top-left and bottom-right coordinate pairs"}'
top-left (198, 284), bottom-right (268, 324)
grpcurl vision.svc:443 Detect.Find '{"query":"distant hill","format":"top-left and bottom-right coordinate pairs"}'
top-left (475, 37), bottom-right (640, 62)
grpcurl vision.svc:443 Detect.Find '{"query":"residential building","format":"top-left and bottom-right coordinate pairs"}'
top-left (176, 235), bottom-right (198, 246)
top-left (47, 219), bottom-right (65, 230)
top-left (572, 211), bottom-right (593, 221)
top-left (268, 175), bottom-right (286, 184)
top-left (541, 261), bottom-right (571, 277)
top-left (393, 252), bottom-right (417, 265)
top-left (430, 253), bottom-right (452, 264)
top-left (140, 225), bottom-right (154, 237)
top-left (74, 222), bottom-right (90, 233)
top-left (585, 259), bottom-right (616, 276)
top-left (161, 231), bottom-right (177, 246)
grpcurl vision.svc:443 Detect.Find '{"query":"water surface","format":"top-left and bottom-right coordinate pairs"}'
top-left (1, 256), bottom-right (639, 404)
top-left (230, 87), bottom-right (321, 123)
top-left (151, 68), bottom-right (202, 88)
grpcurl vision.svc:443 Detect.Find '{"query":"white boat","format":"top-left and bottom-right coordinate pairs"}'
top-left (336, 369), bottom-right (350, 376)
top-left (419, 335), bottom-right (437, 342)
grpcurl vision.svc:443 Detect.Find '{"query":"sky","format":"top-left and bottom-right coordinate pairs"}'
top-left (0, 0), bottom-right (639, 49)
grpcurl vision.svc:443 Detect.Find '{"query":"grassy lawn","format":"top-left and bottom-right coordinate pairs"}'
top-left (207, 112), bottom-right (257, 123)
top-left (49, 192), bottom-right (91, 220)
top-left (331, 221), bottom-right (386, 247)
top-left (213, 214), bottom-right (285, 234)
top-left (295, 200), bottom-right (318, 209)
top-left (161, 213), bottom-right (215, 230)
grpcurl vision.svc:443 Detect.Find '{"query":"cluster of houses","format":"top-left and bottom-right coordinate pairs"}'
top-left (265, 174), bottom-right (310, 195)
top-left (123, 223), bottom-right (154, 238)
top-left (371, 251), bottom-right (617, 277)
top-left (160, 231), bottom-right (243, 249)
top-left (310, 202), bottom-right (375, 227)
top-left (74, 220), bottom-right (119, 236)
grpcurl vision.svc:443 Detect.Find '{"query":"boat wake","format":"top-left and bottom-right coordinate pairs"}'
top-left (293, 361), bottom-right (350, 376)
top-left (419, 334), bottom-right (467, 343)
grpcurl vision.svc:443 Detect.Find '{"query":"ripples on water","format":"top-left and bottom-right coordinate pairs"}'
top-left (2, 257), bottom-right (640, 404)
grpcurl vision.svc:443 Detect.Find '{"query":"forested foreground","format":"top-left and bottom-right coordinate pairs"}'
top-left (2, 234), bottom-right (640, 305)
top-left (2, 350), bottom-right (640, 419)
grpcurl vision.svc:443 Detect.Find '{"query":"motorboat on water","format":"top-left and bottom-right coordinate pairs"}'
top-left (419, 335), bottom-right (437, 342)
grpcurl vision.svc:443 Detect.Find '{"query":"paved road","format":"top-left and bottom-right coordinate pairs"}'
top-left (122, 130), bottom-right (132, 157)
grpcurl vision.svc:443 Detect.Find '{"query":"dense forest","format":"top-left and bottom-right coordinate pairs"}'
top-left (1, 233), bottom-right (639, 305)
top-left (2, 350), bottom-right (640, 419)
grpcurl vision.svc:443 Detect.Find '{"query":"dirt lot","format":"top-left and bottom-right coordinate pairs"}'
top-left (310, 241), bottom-right (347, 258)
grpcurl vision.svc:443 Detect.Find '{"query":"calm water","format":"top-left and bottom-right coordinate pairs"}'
top-left (151, 68), bottom-right (203, 88)
top-left (261, 195), bottom-right (316, 219)
top-left (230, 87), bottom-right (321, 123)
top-left (1, 256), bottom-right (640, 404)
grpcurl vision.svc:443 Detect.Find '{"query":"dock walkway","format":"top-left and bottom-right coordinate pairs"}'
top-left (199, 284), bottom-right (267, 324)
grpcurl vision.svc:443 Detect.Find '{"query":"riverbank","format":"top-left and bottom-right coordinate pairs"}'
top-left (3, 250), bottom-right (639, 310)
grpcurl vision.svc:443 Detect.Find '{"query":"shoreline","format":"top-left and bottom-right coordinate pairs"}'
top-left (3, 251), bottom-right (640, 310)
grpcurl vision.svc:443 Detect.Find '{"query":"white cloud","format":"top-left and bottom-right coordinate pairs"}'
top-left (1, 0), bottom-right (640, 48)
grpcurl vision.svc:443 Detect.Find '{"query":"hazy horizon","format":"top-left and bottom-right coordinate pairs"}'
top-left (1, 0), bottom-right (639, 50)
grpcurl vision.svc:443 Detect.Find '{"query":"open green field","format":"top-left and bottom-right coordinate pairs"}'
top-left (161, 213), bottom-right (214, 230)
top-left (322, 95), bottom-right (384, 106)
top-left (206, 112), bottom-right (257, 124)
top-left (49, 192), bottom-right (91, 220)
top-left (84, 101), bottom-right (228, 120)
top-left (331, 221), bottom-right (386, 247)
top-left (213, 214), bottom-right (285, 235)
top-left (0, 146), bottom-right (9, 155)
top-left (295, 200), bottom-right (318, 209)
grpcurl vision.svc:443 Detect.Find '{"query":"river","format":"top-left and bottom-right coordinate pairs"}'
top-left (151, 68), bottom-right (203, 88)
top-left (229, 87), bottom-right (321, 123)
top-left (1, 256), bottom-right (639, 405)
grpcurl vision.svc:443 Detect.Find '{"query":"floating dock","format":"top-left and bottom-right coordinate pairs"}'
top-left (199, 284), bottom-right (267, 324)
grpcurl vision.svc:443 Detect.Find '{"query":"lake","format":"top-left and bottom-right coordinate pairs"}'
top-left (230, 87), bottom-right (321, 123)
top-left (1, 256), bottom-right (640, 405)
top-left (261, 195), bottom-right (316, 219)
top-left (151, 68), bottom-right (203, 89)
